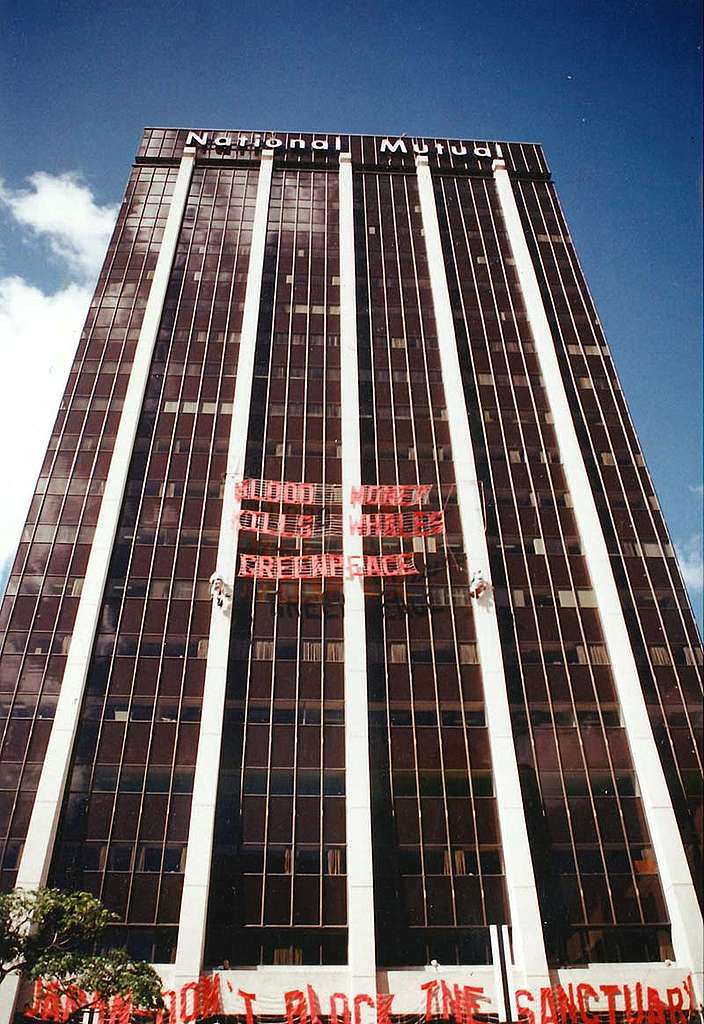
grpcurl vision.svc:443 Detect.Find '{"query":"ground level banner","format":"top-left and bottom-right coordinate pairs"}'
top-left (20, 972), bottom-right (700, 1024)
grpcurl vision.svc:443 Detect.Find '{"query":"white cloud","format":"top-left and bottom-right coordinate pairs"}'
top-left (0, 172), bottom-right (117, 587)
top-left (0, 277), bottom-right (93, 568)
top-left (0, 171), bottom-right (118, 280)
top-left (689, 483), bottom-right (704, 498)
top-left (675, 533), bottom-right (704, 593)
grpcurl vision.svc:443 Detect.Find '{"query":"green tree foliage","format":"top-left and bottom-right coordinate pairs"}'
top-left (0, 888), bottom-right (163, 1011)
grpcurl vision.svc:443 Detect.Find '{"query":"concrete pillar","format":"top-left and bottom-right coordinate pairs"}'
top-left (492, 156), bottom-right (703, 999)
top-left (174, 150), bottom-right (274, 985)
top-left (0, 148), bottom-right (198, 1024)
top-left (415, 154), bottom-right (550, 990)
top-left (338, 151), bottom-right (377, 993)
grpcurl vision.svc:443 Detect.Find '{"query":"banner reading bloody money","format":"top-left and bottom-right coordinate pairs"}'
top-left (234, 479), bottom-right (433, 507)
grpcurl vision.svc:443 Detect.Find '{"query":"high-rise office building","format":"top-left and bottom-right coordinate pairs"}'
top-left (0, 129), bottom-right (701, 1021)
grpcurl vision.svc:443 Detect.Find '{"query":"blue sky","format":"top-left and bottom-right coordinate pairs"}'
top-left (1, 0), bottom-right (702, 620)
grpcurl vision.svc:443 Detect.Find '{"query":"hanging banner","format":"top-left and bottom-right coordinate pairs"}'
top-left (350, 483), bottom-right (433, 505)
top-left (235, 478), bottom-right (441, 580)
top-left (234, 478), bottom-right (434, 508)
top-left (23, 970), bottom-right (700, 1024)
top-left (238, 553), bottom-right (419, 579)
top-left (235, 478), bottom-right (321, 503)
top-left (236, 510), bottom-right (445, 539)
top-left (237, 509), bottom-right (315, 538)
top-left (349, 511), bottom-right (444, 537)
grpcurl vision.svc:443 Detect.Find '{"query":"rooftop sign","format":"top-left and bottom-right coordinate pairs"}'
top-left (185, 130), bottom-right (503, 159)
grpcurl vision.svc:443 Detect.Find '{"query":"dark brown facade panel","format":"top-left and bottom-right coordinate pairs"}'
top-left (205, 168), bottom-right (348, 968)
top-left (42, 165), bottom-right (256, 964)
top-left (432, 170), bottom-right (676, 965)
top-left (0, 166), bottom-right (179, 903)
top-left (353, 168), bottom-right (510, 968)
top-left (510, 178), bottom-right (703, 898)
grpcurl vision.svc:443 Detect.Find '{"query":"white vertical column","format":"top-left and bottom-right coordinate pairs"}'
top-left (492, 157), bottom-right (703, 995)
top-left (338, 151), bottom-right (377, 992)
top-left (0, 149), bottom-right (196, 1020)
top-left (415, 155), bottom-right (549, 989)
top-left (174, 150), bottom-right (274, 985)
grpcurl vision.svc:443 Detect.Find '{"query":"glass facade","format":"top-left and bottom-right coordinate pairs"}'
top-left (48, 163), bottom-right (256, 963)
top-left (434, 173), bottom-right (674, 965)
top-left (353, 170), bottom-right (508, 967)
top-left (513, 178), bottom-right (703, 894)
top-left (0, 163), bottom-right (179, 896)
top-left (0, 128), bottom-right (700, 983)
top-left (206, 167), bottom-right (347, 967)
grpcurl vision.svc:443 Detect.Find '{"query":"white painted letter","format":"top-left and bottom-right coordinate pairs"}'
top-left (380, 138), bottom-right (408, 154)
top-left (186, 132), bottom-right (208, 147)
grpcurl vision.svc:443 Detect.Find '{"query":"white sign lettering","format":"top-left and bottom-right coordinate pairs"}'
top-left (184, 131), bottom-right (503, 160)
